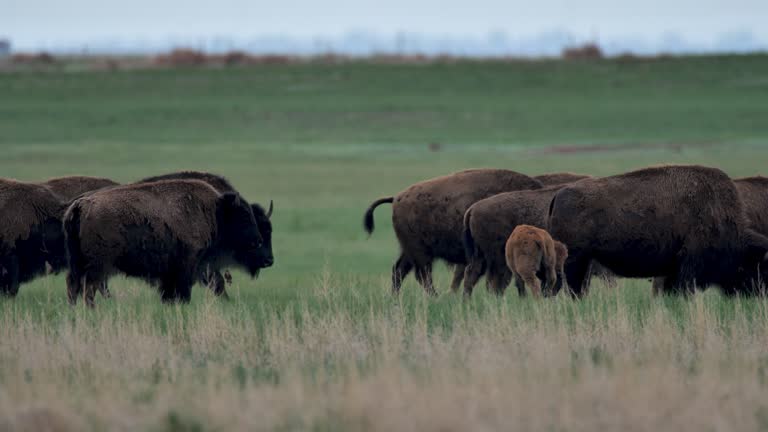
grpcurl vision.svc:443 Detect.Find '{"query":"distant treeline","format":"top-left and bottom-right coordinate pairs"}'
top-left (3, 44), bottom-right (766, 71)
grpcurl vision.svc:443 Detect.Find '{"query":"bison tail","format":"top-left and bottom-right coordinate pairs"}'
top-left (363, 196), bottom-right (394, 235)
top-left (63, 202), bottom-right (84, 276)
top-left (463, 208), bottom-right (476, 259)
top-left (546, 192), bottom-right (559, 231)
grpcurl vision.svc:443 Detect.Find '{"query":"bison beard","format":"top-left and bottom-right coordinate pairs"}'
top-left (364, 169), bottom-right (542, 296)
top-left (64, 180), bottom-right (268, 307)
top-left (547, 165), bottom-right (768, 297)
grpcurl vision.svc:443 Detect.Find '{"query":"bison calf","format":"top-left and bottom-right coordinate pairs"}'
top-left (505, 225), bottom-right (567, 298)
top-left (64, 179), bottom-right (272, 306)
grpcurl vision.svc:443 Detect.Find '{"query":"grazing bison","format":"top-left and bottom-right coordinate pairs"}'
top-left (136, 171), bottom-right (274, 298)
top-left (654, 175), bottom-right (768, 296)
top-left (0, 179), bottom-right (67, 297)
top-left (534, 172), bottom-right (591, 186)
top-left (364, 169), bottom-right (542, 295)
top-left (64, 180), bottom-right (272, 306)
top-left (548, 165), bottom-right (768, 297)
top-left (463, 186), bottom-right (566, 296)
top-left (40, 176), bottom-right (119, 200)
top-left (505, 225), bottom-right (567, 298)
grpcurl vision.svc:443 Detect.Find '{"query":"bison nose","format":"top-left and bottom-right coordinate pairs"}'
top-left (263, 257), bottom-right (274, 268)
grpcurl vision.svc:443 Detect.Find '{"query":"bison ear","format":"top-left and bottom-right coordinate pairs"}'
top-left (266, 200), bottom-right (273, 219)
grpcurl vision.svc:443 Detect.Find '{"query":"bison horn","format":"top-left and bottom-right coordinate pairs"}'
top-left (267, 200), bottom-right (273, 219)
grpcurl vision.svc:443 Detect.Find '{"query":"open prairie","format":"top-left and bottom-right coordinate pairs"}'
top-left (2, 55), bottom-right (768, 431)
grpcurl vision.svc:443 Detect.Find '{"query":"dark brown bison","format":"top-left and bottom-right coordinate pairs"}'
top-left (534, 172), bottom-right (591, 186)
top-left (653, 175), bottom-right (768, 296)
top-left (40, 176), bottom-right (119, 200)
top-left (135, 171), bottom-right (274, 298)
top-left (505, 225), bottom-right (567, 298)
top-left (0, 179), bottom-right (67, 296)
top-left (462, 186), bottom-right (565, 296)
top-left (64, 180), bottom-right (271, 306)
top-left (548, 165), bottom-right (768, 297)
top-left (364, 169), bottom-right (542, 295)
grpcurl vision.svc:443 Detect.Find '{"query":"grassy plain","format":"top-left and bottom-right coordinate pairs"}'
top-left (1, 55), bottom-right (768, 430)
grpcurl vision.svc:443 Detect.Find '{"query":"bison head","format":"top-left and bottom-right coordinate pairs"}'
top-left (724, 229), bottom-right (768, 295)
top-left (216, 193), bottom-right (271, 277)
top-left (250, 200), bottom-right (274, 268)
top-left (41, 216), bottom-right (68, 273)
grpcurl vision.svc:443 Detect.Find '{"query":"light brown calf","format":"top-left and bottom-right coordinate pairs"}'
top-left (505, 225), bottom-right (568, 298)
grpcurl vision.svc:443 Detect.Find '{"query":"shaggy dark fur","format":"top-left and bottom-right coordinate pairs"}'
top-left (364, 169), bottom-right (542, 295)
top-left (533, 172), bottom-right (591, 186)
top-left (64, 180), bottom-right (268, 307)
top-left (40, 176), bottom-right (119, 200)
top-left (547, 165), bottom-right (768, 297)
top-left (0, 179), bottom-right (67, 296)
top-left (463, 186), bottom-right (564, 296)
top-left (135, 171), bottom-right (274, 298)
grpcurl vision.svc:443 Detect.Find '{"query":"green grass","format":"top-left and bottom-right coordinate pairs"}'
top-left (2, 55), bottom-right (768, 430)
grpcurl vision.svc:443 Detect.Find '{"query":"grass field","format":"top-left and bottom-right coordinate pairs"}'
top-left (2, 55), bottom-right (768, 431)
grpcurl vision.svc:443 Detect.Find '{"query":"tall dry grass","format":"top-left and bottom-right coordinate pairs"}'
top-left (1, 277), bottom-right (768, 431)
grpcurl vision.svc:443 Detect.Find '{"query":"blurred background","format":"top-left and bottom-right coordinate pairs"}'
top-left (3, 0), bottom-right (768, 55)
top-left (1, 0), bottom-right (768, 293)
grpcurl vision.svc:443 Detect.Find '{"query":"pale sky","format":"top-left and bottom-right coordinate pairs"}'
top-left (2, 0), bottom-right (767, 52)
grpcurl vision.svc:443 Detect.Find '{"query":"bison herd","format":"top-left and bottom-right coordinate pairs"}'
top-left (2, 164), bottom-right (767, 307)
top-left (0, 172), bottom-right (274, 306)
top-left (365, 165), bottom-right (768, 298)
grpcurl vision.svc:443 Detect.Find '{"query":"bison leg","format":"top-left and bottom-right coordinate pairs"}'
top-left (543, 266), bottom-right (558, 297)
top-left (449, 265), bottom-right (465, 293)
top-left (209, 271), bottom-right (230, 300)
top-left (414, 263), bottom-right (437, 296)
top-left (513, 273), bottom-right (526, 297)
top-left (66, 271), bottom-right (83, 305)
top-left (463, 259), bottom-right (486, 297)
top-left (391, 254), bottom-right (414, 295)
top-left (1, 255), bottom-right (20, 297)
top-left (98, 282), bottom-right (111, 299)
top-left (486, 264), bottom-right (511, 296)
top-left (651, 277), bottom-right (666, 296)
top-left (83, 274), bottom-right (103, 308)
top-left (522, 274), bottom-right (543, 298)
top-left (563, 256), bottom-right (592, 298)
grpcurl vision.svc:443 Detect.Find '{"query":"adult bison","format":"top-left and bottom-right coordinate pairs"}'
top-left (534, 172), bottom-right (591, 186)
top-left (64, 179), bottom-right (272, 306)
top-left (548, 165), bottom-right (768, 297)
top-left (0, 179), bottom-right (68, 297)
top-left (463, 185), bottom-right (566, 296)
top-left (364, 169), bottom-right (542, 295)
top-left (136, 171), bottom-right (274, 298)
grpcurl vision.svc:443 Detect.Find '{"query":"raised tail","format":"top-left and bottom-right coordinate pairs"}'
top-left (363, 196), bottom-right (394, 235)
top-left (463, 207), bottom-right (476, 259)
